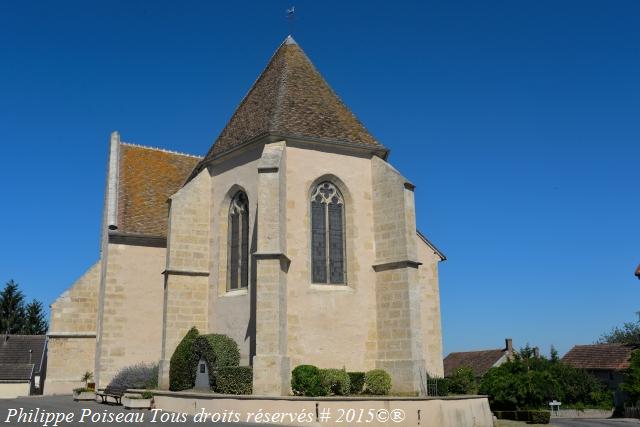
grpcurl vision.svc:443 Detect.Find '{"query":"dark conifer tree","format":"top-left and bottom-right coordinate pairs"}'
top-left (0, 280), bottom-right (25, 334)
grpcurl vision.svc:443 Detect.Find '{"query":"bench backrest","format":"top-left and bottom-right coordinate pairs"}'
top-left (104, 385), bottom-right (127, 395)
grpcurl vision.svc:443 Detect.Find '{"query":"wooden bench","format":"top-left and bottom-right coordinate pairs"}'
top-left (96, 385), bottom-right (127, 405)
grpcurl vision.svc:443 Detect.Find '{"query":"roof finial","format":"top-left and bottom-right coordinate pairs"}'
top-left (286, 5), bottom-right (296, 36)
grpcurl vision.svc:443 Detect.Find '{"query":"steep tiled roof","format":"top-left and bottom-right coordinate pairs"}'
top-left (203, 36), bottom-right (384, 162)
top-left (444, 349), bottom-right (506, 377)
top-left (562, 343), bottom-right (635, 371)
top-left (0, 364), bottom-right (34, 381)
top-left (0, 335), bottom-right (46, 375)
top-left (116, 144), bottom-right (201, 237)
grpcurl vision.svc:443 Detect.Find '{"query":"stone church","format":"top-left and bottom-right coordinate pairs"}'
top-left (46, 36), bottom-right (445, 396)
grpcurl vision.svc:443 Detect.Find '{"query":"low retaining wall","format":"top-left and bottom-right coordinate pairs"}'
top-left (552, 409), bottom-right (613, 419)
top-left (147, 390), bottom-right (493, 427)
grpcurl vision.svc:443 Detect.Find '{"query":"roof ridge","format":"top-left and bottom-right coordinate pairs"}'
top-left (447, 348), bottom-right (504, 354)
top-left (120, 142), bottom-right (202, 159)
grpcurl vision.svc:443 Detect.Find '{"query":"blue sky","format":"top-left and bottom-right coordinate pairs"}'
top-left (0, 0), bottom-right (638, 357)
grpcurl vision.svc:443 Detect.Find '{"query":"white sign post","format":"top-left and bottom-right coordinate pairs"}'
top-left (549, 400), bottom-right (561, 416)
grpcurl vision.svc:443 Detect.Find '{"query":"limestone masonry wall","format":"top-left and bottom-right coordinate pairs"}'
top-left (418, 240), bottom-right (444, 377)
top-left (159, 169), bottom-right (211, 388)
top-left (208, 146), bottom-right (263, 365)
top-left (96, 244), bottom-right (165, 388)
top-left (46, 262), bottom-right (100, 394)
top-left (50, 261), bottom-right (100, 334)
top-left (285, 146), bottom-right (378, 372)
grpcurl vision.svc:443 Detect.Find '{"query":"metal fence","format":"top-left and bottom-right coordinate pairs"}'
top-left (419, 369), bottom-right (448, 397)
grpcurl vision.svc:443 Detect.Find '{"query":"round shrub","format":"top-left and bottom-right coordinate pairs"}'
top-left (348, 372), bottom-right (365, 394)
top-left (194, 334), bottom-right (240, 388)
top-left (109, 362), bottom-right (158, 389)
top-left (291, 365), bottom-right (326, 396)
top-left (169, 327), bottom-right (200, 391)
top-left (320, 369), bottom-right (351, 396)
top-left (365, 369), bottom-right (392, 395)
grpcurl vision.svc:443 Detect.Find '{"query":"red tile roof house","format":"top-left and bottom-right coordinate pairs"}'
top-left (562, 343), bottom-right (636, 407)
top-left (444, 338), bottom-right (516, 378)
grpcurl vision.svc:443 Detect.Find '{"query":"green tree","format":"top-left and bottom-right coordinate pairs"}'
top-left (0, 280), bottom-right (25, 334)
top-left (598, 320), bottom-right (640, 345)
top-left (550, 345), bottom-right (559, 362)
top-left (479, 349), bottom-right (612, 410)
top-left (621, 350), bottom-right (640, 405)
top-left (447, 366), bottom-right (478, 395)
top-left (21, 300), bottom-right (48, 334)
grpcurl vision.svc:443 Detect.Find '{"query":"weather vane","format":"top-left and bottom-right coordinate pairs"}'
top-left (286, 5), bottom-right (295, 35)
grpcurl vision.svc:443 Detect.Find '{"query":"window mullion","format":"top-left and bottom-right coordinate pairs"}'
top-left (325, 202), bottom-right (330, 283)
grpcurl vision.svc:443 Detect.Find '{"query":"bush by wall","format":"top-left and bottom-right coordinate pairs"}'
top-left (320, 369), bottom-right (351, 396)
top-left (447, 366), bottom-right (478, 395)
top-left (493, 410), bottom-right (550, 424)
top-left (291, 365), bottom-right (326, 397)
top-left (348, 372), bottom-right (365, 394)
top-left (169, 327), bottom-right (200, 391)
top-left (528, 410), bottom-right (551, 424)
top-left (365, 369), bottom-right (392, 395)
top-left (213, 366), bottom-right (253, 395)
top-left (109, 362), bottom-right (158, 389)
top-left (193, 334), bottom-right (240, 388)
top-left (479, 348), bottom-right (613, 410)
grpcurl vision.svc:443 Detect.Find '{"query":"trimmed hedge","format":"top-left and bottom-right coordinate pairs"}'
top-left (291, 365), bottom-right (326, 397)
top-left (365, 369), bottom-right (392, 395)
top-left (214, 366), bottom-right (253, 395)
top-left (320, 369), bottom-right (351, 396)
top-left (194, 334), bottom-right (240, 388)
top-left (493, 410), bottom-right (550, 424)
top-left (528, 411), bottom-right (551, 424)
top-left (169, 327), bottom-right (200, 391)
top-left (348, 372), bottom-right (365, 394)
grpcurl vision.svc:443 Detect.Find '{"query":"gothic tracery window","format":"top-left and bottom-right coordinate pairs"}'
top-left (228, 191), bottom-right (249, 290)
top-left (311, 182), bottom-right (346, 284)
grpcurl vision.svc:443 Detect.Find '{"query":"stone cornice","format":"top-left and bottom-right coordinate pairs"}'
top-left (252, 252), bottom-right (291, 264)
top-left (162, 269), bottom-right (210, 277)
top-left (47, 332), bottom-right (97, 338)
top-left (372, 259), bottom-right (422, 272)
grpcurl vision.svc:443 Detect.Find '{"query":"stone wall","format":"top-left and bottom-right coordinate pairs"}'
top-left (45, 337), bottom-right (96, 394)
top-left (95, 244), bottom-right (165, 388)
top-left (46, 262), bottom-right (100, 394)
top-left (371, 156), bottom-right (425, 393)
top-left (417, 240), bottom-right (444, 377)
top-left (50, 261), bottom-right (100, 334)
top-left (159, 169), bottom-right (211, 388)
top-left (208, 145), bottom-right (263, 365)
top-left (285, 145), bottom-right (378, 373)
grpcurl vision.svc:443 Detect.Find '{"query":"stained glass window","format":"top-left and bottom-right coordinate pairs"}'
top-left (310, 182), bottom-right (346, 284)
top-left (228, 191), bottom-right (249, 290)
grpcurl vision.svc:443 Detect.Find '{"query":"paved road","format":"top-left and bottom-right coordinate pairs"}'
top-left (552, 419), bottom-right (640, 427)
top-left (0, 395), bottom-right (257, 427)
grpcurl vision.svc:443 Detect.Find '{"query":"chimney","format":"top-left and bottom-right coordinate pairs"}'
top-left (505, 338), bottom-right (513, 353)
top-left (534, 347), bottom-right (540, 359)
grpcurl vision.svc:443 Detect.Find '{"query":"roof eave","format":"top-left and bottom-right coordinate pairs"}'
top-left (187, 132), bottom-right (389, 183)
top-left (417, 230), bottom-right (447, 261)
